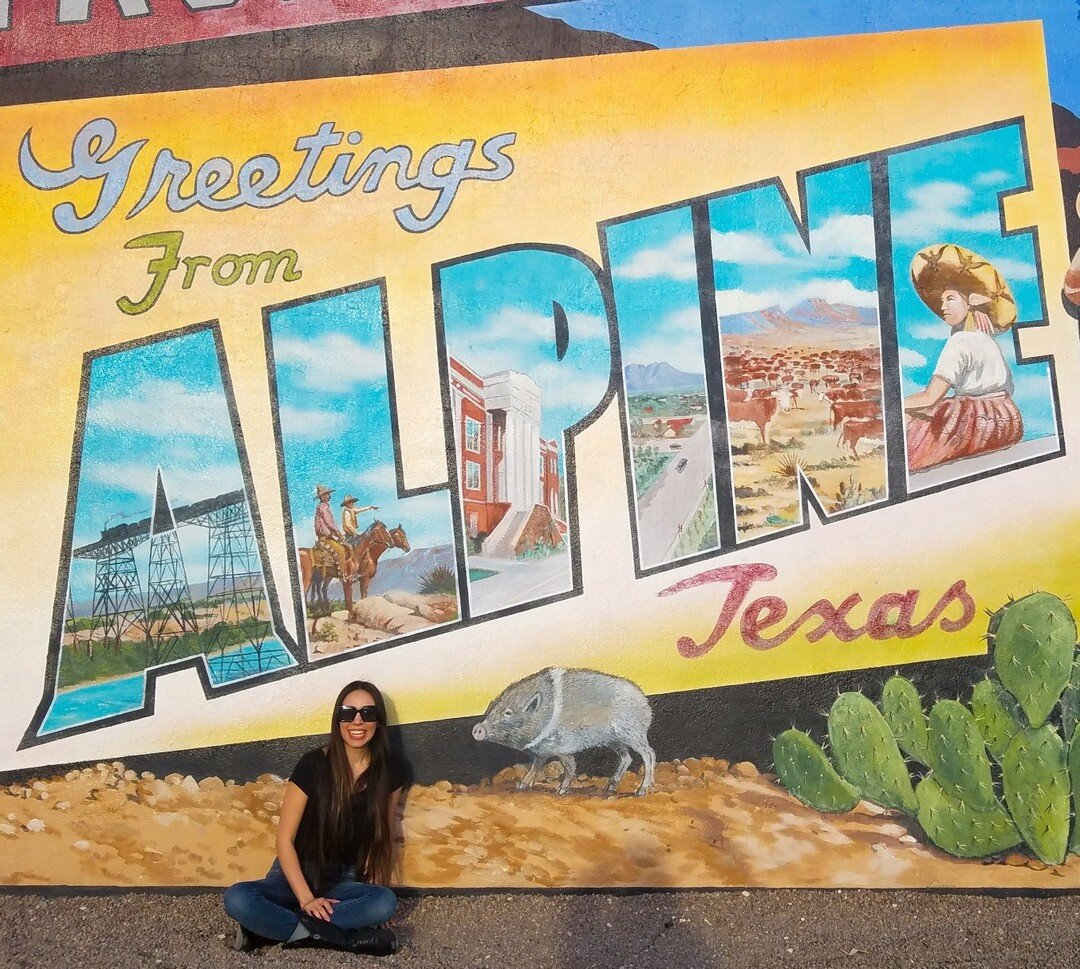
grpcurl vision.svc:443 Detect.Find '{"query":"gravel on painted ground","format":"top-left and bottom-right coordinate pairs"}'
top-left (3, 889), bottom-right (1080, 969)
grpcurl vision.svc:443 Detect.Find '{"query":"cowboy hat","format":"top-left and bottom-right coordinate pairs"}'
top-left (340, 495), bottom-right (359, 507)
top-left (314, 484), bottom-right (334, 500)
top-left (910, 243), bottom-right (1018, 332)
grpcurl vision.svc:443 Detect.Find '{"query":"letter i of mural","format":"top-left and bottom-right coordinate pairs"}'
top-left (1, 4), bottom-right (1080, 892)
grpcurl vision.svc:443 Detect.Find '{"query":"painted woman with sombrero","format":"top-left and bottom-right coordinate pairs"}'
top-left (904, 244), bottom-right (1024, 472)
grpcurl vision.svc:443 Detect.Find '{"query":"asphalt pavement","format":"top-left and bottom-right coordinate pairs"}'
top-left (3, 888), bottom-right (1078, 968)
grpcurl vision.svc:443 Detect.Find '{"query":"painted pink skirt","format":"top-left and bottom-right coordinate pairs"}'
top-left (905, 393), bottom-right (1024, 472)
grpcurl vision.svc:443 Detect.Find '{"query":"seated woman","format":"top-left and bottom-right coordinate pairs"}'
top-left (223, 680), bottom-right (403, 955)
top-left (904, 244), bottom-right (1024, 472)
top-left (1065, 193), bottom-right (1080, 309)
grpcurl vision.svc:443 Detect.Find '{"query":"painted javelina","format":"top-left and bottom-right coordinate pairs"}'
top-left (472, 667), bottom-right (656, 796)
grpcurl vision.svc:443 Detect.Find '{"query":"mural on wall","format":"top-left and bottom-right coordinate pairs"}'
top-left (0, 0), bottom-right (506, 67)
top-left (1, 6), bottom-right (1080, 892)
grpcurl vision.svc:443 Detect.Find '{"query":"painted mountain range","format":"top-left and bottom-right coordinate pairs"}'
top-left (368, 544), bottom-right (457, 596)
top-left (718, 298), bottom-right (878, 335)
top-left (623, 362), bottom-right (706, 395)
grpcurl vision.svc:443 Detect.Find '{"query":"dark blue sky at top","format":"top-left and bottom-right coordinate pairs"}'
top-left (533, 0), bottom-right (1080, 113)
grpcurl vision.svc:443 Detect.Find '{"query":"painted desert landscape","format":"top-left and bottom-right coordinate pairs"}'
top-left (2, 756), bottom-right (1074, 890)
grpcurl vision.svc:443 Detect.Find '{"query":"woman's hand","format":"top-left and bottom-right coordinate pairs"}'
top-left (301, 896), bottom-right (339, 921)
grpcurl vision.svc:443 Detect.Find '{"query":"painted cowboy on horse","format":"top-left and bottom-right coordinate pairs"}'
top-left (300, 485), bottom-right (411, 633)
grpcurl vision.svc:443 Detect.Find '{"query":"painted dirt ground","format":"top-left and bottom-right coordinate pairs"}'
top-left (2, 757), bottom-right (1074, 890)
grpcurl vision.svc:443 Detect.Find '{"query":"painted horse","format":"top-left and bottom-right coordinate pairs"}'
top-left (299, 521), bottom-right (411, 633)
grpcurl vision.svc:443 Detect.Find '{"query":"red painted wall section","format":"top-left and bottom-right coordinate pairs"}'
top-left (0, 0), bottom-right (502, 68)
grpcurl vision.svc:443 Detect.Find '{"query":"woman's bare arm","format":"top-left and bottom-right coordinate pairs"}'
top-left (276, 781), bottom-right (336, 920)
top-left (905, 375), bottom-right (950, 411)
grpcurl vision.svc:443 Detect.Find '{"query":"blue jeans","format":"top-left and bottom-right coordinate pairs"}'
top-left (223, 860), bottom-right (397, 942)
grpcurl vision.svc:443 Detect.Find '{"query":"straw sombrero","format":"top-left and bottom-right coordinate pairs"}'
top-left (910, 243), bottom-right (1018, 332)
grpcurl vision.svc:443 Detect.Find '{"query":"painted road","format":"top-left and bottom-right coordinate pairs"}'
top-left (636, 422), bottom-right (714, 567)
top-left (467, 548), bottom-right (573, 616)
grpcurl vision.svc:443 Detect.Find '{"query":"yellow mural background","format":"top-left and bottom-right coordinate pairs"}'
top-left (0, 22), bottom-right (1076, 769)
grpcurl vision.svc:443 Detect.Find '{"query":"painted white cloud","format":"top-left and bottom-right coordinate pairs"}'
top-left (89, 378), bottom-right (232, 441)
top-left (86, 460), bottom-right (243, 505)
top-left (802, 214), bottom-right (876, 260)
top-left (987, 255), bottom-right (1037, 281)
top-left (274, 333), bottom-right (385, 393)
top-left (714, 278), bottom-right (878, 315)
top-left (908, 321), bottom-right (946, 340)
top-left (892, 180), bottom-right (1001, 242)
top-left (480, 306), bottom-right (608, 344)
top-left (278, 403), bottom-right (346, 440)
top-left (616, 233), bottom-right (698, 279)
top-left (529, 361), bottom-right (611, 411)
top-left (711, 230), bottom-right (787, 266)
top-left (898, 347), bottom-right (928, 368)
top-left (974, 170), bottom-right (1011, 187)
top-left (353, 463), bottom-right (399, 491)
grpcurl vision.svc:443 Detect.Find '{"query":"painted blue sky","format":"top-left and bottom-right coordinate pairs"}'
top-left (438, 249), bottom-right (612, 443)
top-left (532, 0), bottom-right (1080, 111)
top-left (709, 163), bottom-right (878, 317)
top-left (606, 205), bottom-right (708, 374)
top-left (269, 285), bottom-right (456, 553)
top-left (890, 124), bottom-right (1058, 440)
top-left (66, 329), bottom-right (246, 607)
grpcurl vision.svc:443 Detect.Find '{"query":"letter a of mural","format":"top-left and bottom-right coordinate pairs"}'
top-left (1, 17), bottom-right (1080, 891)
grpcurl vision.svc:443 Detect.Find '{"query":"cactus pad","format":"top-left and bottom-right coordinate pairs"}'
top-left (1069, 724), bottom-right (1080, 856)
top-left (828, 692), bottom-right (918, 814)
top-left (927, 699), bottom-right (997, 811)
top-left (1061, 658), bottom-right (1080, 744)
top-left (1000, 725), bottom-right (1070, 865)
top-left (991, 592), bottom-right (1076, 728)
top-left (916, 776), bottom-right (1021, 858)
top-left (773, 729), bottom-right (860, 814)
top-left (970, 678), bottom-right (1024, 764)
top-left (881, 676), bottom-right (930, 766)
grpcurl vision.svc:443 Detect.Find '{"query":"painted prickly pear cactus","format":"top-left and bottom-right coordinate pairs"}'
top-left (970, 678), bottom-right (1023, 764)
top-left (773, 590), bottom-right (1080, 864)
top-left (828, 693), bottom-right (918, 814)
top-left (915, 777), bottom-right (1021, 859)
top-left (927, 699), bottom-right (996, 811)
top-left (1000, 726), bottom-right (1070, 865)
top-left (990, 592), bottom-right (1075, 728)
top-left (881, 675), bottom-right (930, 766)
top-left (772, 729), bottom-right (860, 813)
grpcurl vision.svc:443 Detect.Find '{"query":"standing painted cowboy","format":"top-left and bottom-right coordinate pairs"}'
top-left (313, 485), bottom-right (351, 584)
top-left (340, 495), bottom-right (379, 548)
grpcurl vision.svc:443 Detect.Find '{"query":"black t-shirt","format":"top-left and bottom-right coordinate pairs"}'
top-left (289, 747), bottom-right (405, 876)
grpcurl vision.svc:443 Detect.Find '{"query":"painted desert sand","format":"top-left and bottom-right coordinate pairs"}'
top-left (1, 757), bottom-right (1076, 889)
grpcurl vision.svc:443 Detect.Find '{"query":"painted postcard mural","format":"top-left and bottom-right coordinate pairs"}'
top-left (1, 7), bottom-right (1080, 893)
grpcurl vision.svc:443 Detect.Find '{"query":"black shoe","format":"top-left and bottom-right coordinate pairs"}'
top-left (348, 926), bottom-right (399, 957)
top-left (231, 924), bottom-right (273, 952)
top-left (287, 916), bottom-right (398, 956)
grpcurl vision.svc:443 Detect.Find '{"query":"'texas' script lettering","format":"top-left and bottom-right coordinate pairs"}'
top-left (659, 563), bottom-right (976, 658)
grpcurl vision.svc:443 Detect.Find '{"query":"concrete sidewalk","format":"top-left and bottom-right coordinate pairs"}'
top-left (3, 889), bottom-right (1079, 968)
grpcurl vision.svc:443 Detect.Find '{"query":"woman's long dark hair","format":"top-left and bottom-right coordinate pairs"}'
top-left (299, 680), bottom-right (394, 888)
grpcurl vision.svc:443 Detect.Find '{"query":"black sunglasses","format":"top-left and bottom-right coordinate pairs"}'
top-left (337, 705), bottom-right (379, 724)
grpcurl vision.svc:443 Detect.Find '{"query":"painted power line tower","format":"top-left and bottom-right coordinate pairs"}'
top-left (187, 491), bottom-right (274, 678)
top-left (144, 469), bottom-right (199, 665)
